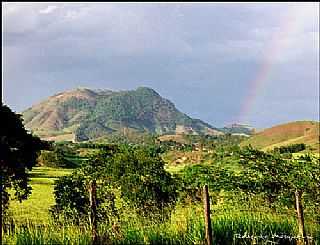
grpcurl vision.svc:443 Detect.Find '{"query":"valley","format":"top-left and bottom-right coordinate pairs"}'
top-left (2, 87), bottom-right (320, 244)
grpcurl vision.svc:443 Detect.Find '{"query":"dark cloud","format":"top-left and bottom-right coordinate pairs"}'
top-left (2, 3), bottom-right (319, 127)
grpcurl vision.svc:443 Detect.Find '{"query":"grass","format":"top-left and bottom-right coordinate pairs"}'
top-left (165, 163), bottom-right (189, 174)
top-left (5, 204), bottom-right (315, 245)
top-left (241, 121), bottom-right (319, 153)
top-left (4, 166), bottom-right (320, 244)
top-left (293, 152), bottom-right (320, 158)
top-left (8, 167), bottom-right (73, 224)
top-left (3, 223), bottom-right (92, 245)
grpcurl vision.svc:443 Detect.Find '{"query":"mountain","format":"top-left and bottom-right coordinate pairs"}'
top-left (22, 87), bottom-right (223, 142)
top-left (219, 123), bottom-right (255, 136)
top-left (240, 121), bottom-right (320, 153)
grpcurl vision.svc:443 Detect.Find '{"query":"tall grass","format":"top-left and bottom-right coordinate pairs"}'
top-left (3, 222), bottom-right (92, 245)
top-left (5, 167), bottom-right (319, 244)
top-left (212, 213), bottom-right (296, 245)
top-left (4, 205), bottom-right (319, 245)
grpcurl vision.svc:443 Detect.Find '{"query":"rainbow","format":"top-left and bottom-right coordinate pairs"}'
top-left (237, 4), bottom-right (313, 124)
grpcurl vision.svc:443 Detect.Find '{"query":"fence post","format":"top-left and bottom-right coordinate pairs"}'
top-left (203, 185), bottom-right (213, 245)
top-left (295, 190), bottom-right (307, 245)
top-left (89, 179), bottom-right (98, 245)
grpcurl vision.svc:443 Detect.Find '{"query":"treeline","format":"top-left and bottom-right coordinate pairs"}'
top-left (273, 143), bottom-right (306, 153)
top-left (37, 133), bottom-right (253, 171)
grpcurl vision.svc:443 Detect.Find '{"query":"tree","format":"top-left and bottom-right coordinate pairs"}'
top-left (273, 143), bottom-right (306, 154)
top-left (179, 163), bottom-right (233, 203)
top-left (237, 147), bottom-right (320, 244)
top-left (51, 144), bottom-right (178, 227)
top-left (50, 170), bottom-right (117, 224)
top-left (37, 145), bottom-right (77, 168)
top-left (109, 145), bottom-right (178, 218)
top-left (0, 103), bottom-right (46, 241)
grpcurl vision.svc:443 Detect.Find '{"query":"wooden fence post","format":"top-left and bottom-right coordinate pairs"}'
top-left (295, 190), bottom-right (307, 245)
top-left (203, 185), bottom-right (213, 245)
top-left (89, 179), bottom-right (98, 245)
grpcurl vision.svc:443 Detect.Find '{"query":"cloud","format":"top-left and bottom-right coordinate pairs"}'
top-left (2, 3), bottom-right (319, 127)
top-left (39, 5), bottom-right (57, 14)
top-left (3, 3), bottom-right (318, 61)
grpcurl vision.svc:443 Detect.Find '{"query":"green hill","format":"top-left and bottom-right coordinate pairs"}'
top-left (22, 87), bottom-right (222, 141)
top-left (241, 121), bottom-right (320, 153)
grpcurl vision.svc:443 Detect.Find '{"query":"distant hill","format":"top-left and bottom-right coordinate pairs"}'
top-left (219, 123), bottom-right (255, 136)
top-left (241, 121), bottom-right (320, 153)
top-left (22, 87), bottom-right (222, 141)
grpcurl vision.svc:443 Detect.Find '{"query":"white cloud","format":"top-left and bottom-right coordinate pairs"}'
top-left (65, 10), bottom-right (79, 19)
top-left (3, 3), bottom-right (318, 62)
top-left (3, 4), bottom-right (39, 34)
top-left (39, 5), bottom-right (57, 14)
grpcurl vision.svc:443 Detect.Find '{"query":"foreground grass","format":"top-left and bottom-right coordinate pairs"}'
top-left (4, 204), bottom-right (319, 245)
top-left (4, 167), bottom-right (320, 244)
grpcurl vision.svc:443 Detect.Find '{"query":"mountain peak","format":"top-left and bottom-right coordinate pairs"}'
top-left (135, 86), bottom-right (160, 96)
top-left (75, 86), bottom-right (93, 91)
top-left (22, 87), bottom-right (223, 141)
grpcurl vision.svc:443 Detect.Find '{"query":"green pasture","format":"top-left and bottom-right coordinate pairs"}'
top-left (8, 167), bottom-right (73, 224)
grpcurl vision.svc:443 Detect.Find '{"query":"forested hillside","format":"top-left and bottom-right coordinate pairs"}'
top-left (22, 87), bottom-right (222, 141)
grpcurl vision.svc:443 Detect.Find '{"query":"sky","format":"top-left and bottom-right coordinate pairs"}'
top-left (2, 2), bottom-right (319, 128)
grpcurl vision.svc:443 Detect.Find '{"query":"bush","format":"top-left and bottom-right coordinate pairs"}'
top-left (37, 150), bottom-right (75, 168)
top-left (273, 143), bottom-right (306, 154)
top-left (50, 170), bottom-right (117, 225)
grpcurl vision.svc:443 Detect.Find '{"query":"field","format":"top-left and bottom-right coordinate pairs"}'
top-left (8, 167), bottom-right (73, 224)
top-left (241, 121), bottom-right (320, 153)
top-left (4, 162), bottom-right (320, 245)
top-left (2, 130), bottom-right (320, 244)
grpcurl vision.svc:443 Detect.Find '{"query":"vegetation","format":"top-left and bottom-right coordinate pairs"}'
top-left (273, 143), bottom-right (306, 154)
top-left (237, 148), bottom-right (320, 244)
top-left (51, 144), bottom-right (178, 227)
top-left (241, 121), bottom-right (319, 153)
top-left (37, 143), bottom-right (85, 168)
top-left (8, 167), bottom-right (73, 224)
top-left (2, 103), bottom-right (320, 244)
top-left (0, 103), bottom-right (47, 239)
top-left (3, 137), bottom-right (319, 244)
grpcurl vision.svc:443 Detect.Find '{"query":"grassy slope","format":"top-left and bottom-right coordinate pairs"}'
top-left (241, 121), bottom-right (320, 152)
top-left (9, 167), bottom-right (73, 223)
top-left (42, 133), bottom-right (75, 142)
top-left (158, 134), bottom-right (189, 144)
